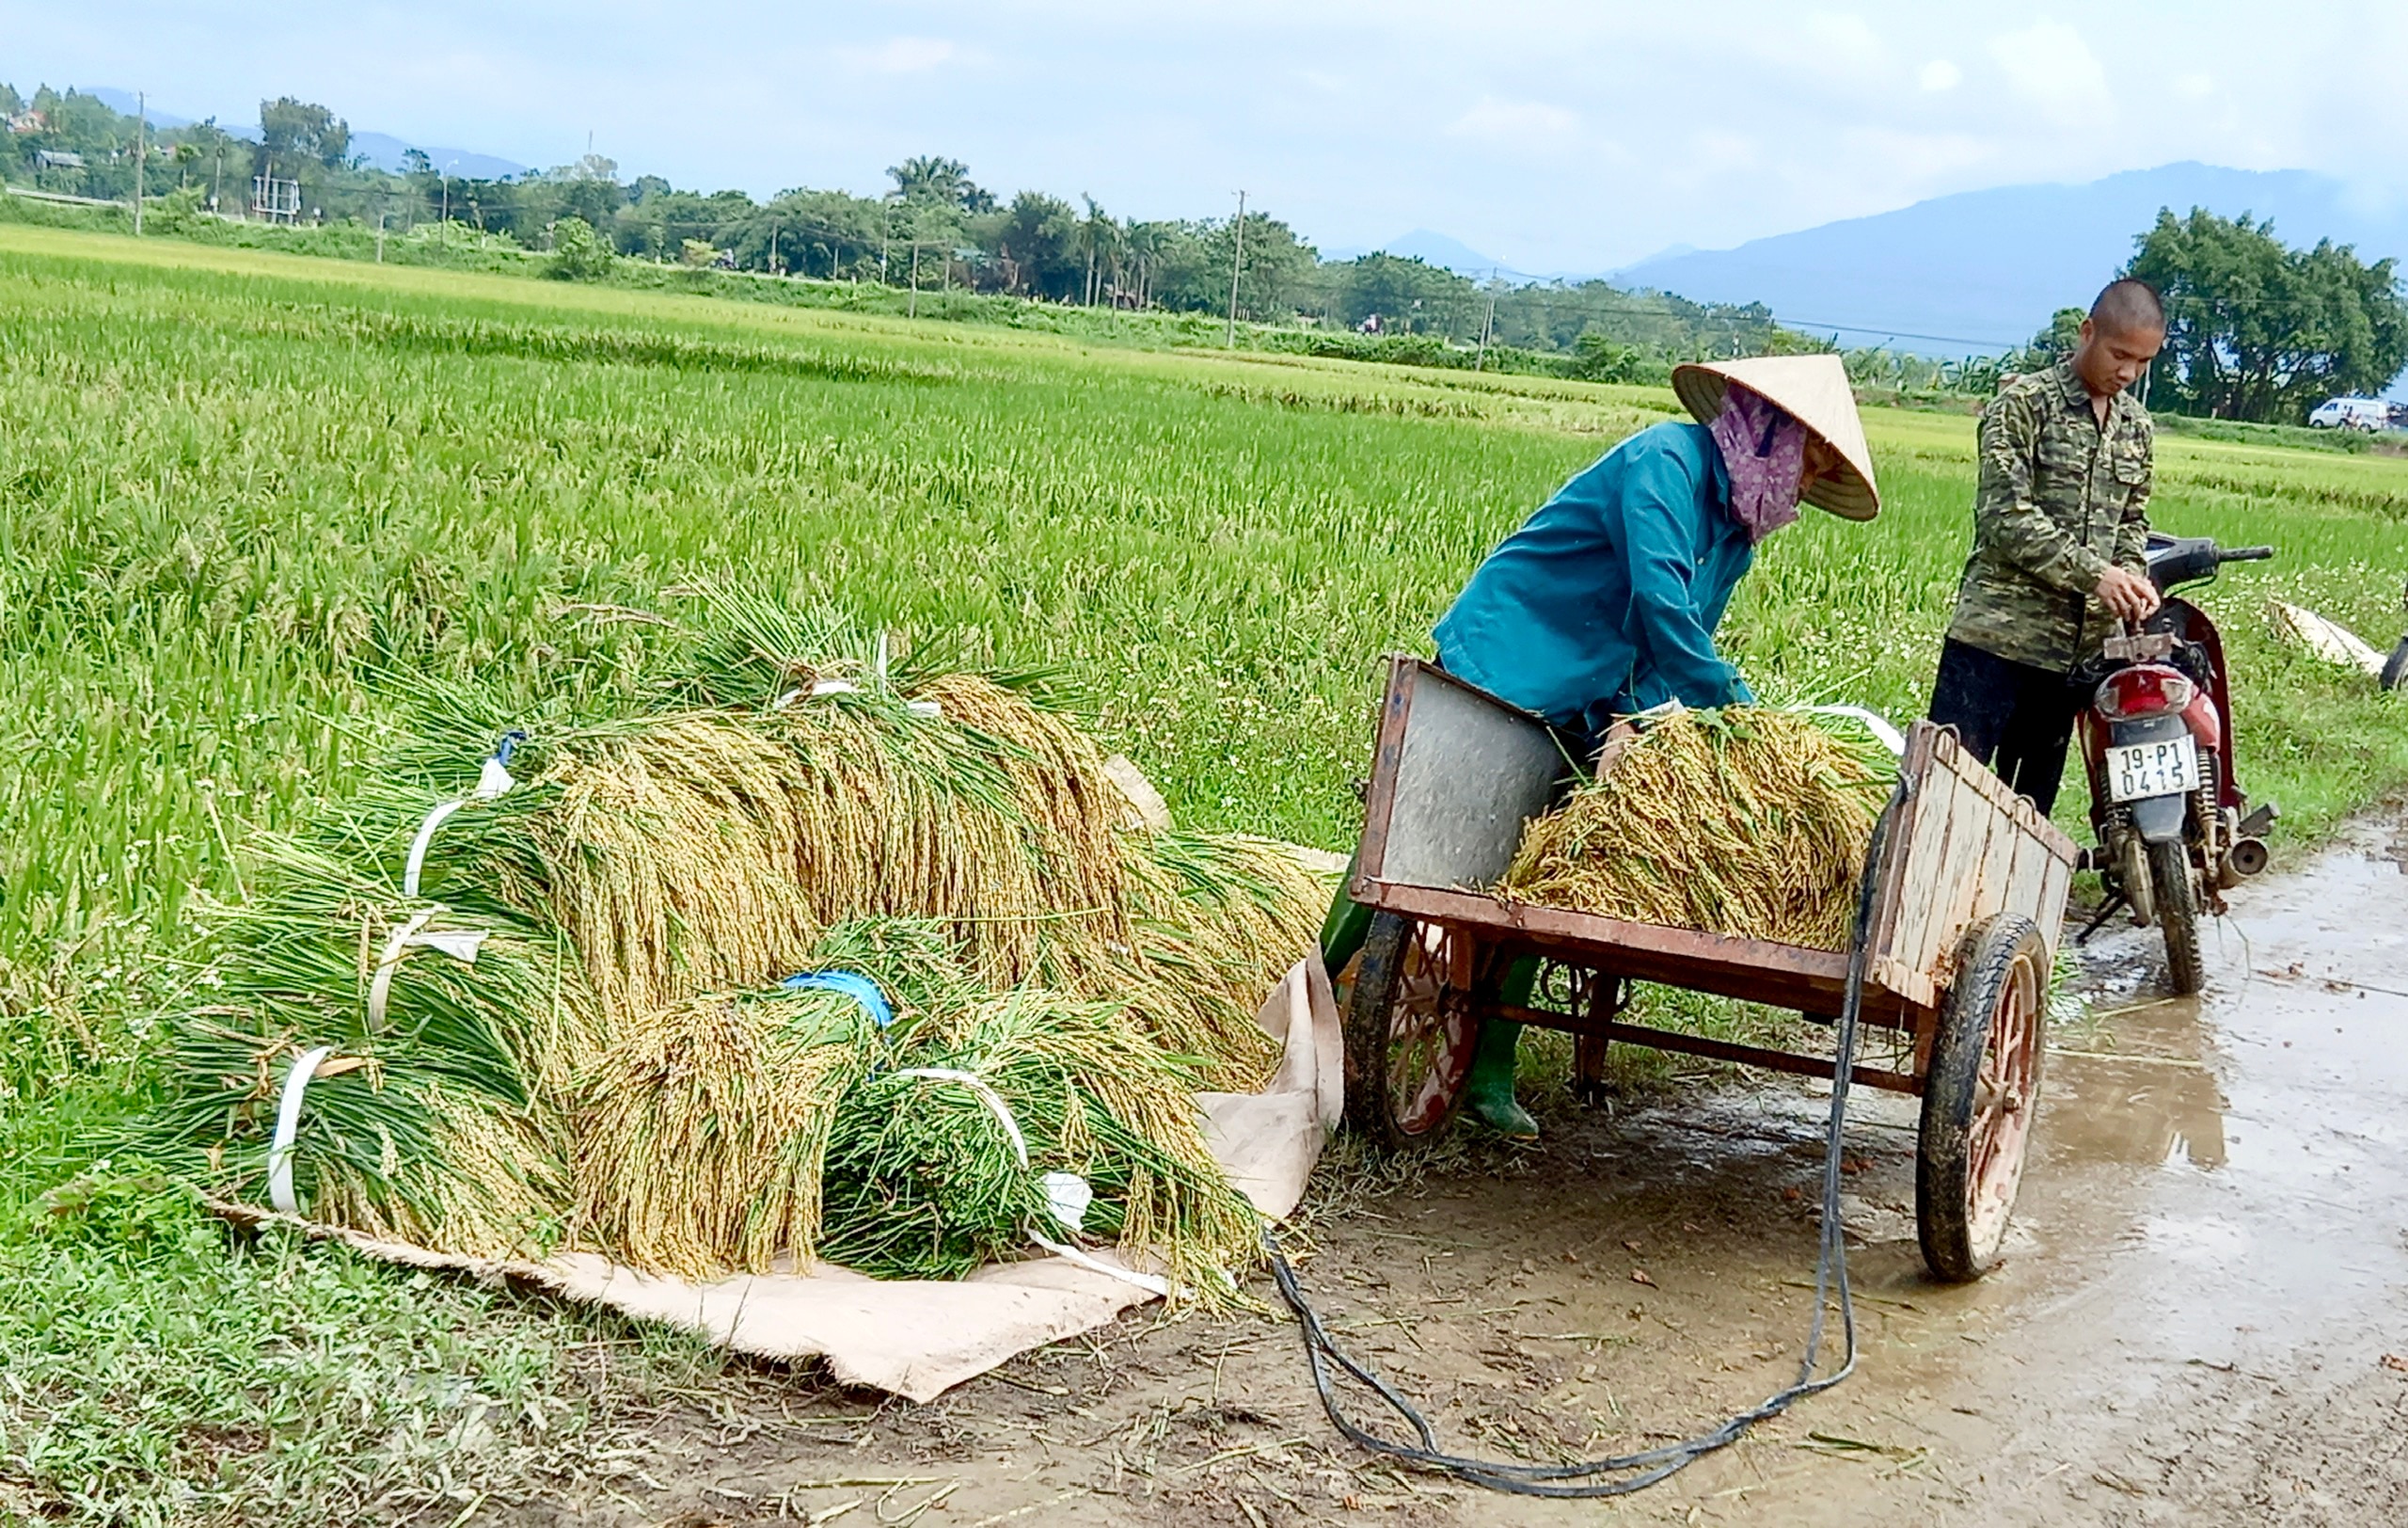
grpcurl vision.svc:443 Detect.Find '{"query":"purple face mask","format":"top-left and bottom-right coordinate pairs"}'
top-left (1707, 385), bottom-right (1807, 545)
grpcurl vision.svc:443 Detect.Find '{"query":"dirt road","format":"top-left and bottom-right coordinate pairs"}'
top-left (577, 820), bottom-right (2408, 1527)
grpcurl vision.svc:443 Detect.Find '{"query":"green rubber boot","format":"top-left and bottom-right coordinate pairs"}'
top-left (1320, 881), bottom-right (1372, 980)
top-left (1465, 955), bottom-right (1542, 1138)
top-left (1465, 1018), bottom-right (1539, 1138)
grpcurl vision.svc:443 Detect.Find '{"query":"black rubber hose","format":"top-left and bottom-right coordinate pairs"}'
top-left (1269, 772), bottom-right (1914, 1498)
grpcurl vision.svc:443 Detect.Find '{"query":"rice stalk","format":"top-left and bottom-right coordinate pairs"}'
top-left (817, 989), bottom-right (1260, 1300)
top-left (1499, 708), bottom-right (1890, 951)
top-left (313, 1080), bottom-right (570, 1260)
top-left (1098, 831), bottom-right (1331, 1089)
top-left (568, 985), bottom-right (877, 1277)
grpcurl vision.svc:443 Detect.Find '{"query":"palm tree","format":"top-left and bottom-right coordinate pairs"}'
top-left (1122, 221), bottom-right (1172, 310)
top-left (886, 155), bottom-right (992, 214)
top-left (1077, 196), bottom-right (1123, 307)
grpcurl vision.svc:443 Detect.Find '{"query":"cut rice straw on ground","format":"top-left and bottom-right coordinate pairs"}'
top-left (148, 597), bottom-right (1324, 1281)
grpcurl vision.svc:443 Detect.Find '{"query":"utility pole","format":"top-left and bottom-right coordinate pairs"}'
top-left (133, 92), bottom-right (146, 235)
top-left (375, 211), bottom-right (386, 263)
top-left (1225, 189), bottom-right (1246, 347)
top-left (770, 220), bottom-right (780, 276)
top-left (1475, 266), bottom-right (1497, 371)
top-left (909, 239), bottom-right (919, 318)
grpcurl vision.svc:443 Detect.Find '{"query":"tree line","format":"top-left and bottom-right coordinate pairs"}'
top-left (2008, 210), bottom-right (2406, 422)
top-left (9, 84), bottom-right (2401, 421)
top-left (0, 86), bottom-right (1779, 363)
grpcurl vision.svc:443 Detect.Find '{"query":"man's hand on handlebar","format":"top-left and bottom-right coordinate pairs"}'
top-left (2096, 565), bottom-right (2162, 623)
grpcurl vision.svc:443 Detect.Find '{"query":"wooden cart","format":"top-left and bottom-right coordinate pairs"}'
top-left (1343, 659), bottom-right (2077, 1281)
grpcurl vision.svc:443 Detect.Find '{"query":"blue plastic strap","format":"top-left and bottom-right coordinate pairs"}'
top-left (780, 969), bottom-right (895, 1028)
top-left (493, 729), bottom-right (528, 767)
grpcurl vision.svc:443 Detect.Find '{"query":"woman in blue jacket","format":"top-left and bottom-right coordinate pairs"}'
top-left (1328, 356), bottom-right (1880, 1138)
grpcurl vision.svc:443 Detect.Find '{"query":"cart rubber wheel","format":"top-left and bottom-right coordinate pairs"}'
top-left (1917, 913), bottom-right (2048, 1282)
top-left (2148, 838), bottom-right (2205, 995)
top-left (1342, 912), bottom-right (1480, 1151)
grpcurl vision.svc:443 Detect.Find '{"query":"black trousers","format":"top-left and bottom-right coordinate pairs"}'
top-left (1927, 638), bottom-right (2085, 814)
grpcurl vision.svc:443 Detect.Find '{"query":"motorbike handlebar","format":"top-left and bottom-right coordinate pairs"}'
top-left (2220, 546), bottom-right (2275, 563)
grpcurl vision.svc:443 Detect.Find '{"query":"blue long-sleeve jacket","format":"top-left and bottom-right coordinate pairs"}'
top-left (1434, 422), bottom-right (1753, 735)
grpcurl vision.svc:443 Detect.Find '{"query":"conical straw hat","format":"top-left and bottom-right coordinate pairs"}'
top-left (1671, 355), bottom-right (1879, 520)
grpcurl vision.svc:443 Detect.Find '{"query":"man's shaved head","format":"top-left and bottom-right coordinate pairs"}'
top-left (2091, 279), bottom-right (2166, 338)
top-left (2072, 279), bottom-right (2166, 400)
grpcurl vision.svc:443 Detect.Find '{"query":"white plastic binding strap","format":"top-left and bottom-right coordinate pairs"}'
top-left (1791, 703), bottom-right (1908, 757)
top-left (267, 1044), bottom-right (337, 1215)
top-left (770, 666), bottom-right (941, 719)
top-left (893, 1067), bottom-right (1173, 1299)
top-left (771, 679), bottom-right (864, 710)
top-left (365, 909), bottom-right (489, 1029)
top-left (863, 635), bottom-right (946, 717)
top-left (401, 747), bottom-right (518, 898)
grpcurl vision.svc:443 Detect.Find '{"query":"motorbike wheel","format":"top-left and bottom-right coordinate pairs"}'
top-left (2382, 637), bottom-right (2408, 692)
top-left (2147, 838), bottom-right (2206, 995)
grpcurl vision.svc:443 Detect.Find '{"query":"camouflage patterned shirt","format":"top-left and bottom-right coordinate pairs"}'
top-left (1945, 359), bottom-right (2154, 672)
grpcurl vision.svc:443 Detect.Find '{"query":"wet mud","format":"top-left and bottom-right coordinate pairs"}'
top-left (567, 820), bottom-right (2408, 1526)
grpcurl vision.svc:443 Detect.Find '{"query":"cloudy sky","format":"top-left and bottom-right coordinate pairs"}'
top-left (9, 1), bottom-right (2404, 271)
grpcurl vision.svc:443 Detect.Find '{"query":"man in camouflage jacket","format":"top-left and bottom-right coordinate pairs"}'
top-left (1928, 279), bottom-right (2167, 812)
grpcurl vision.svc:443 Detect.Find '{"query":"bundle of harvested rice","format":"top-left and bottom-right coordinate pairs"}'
top-left (569, 984), bottom-right (878, 1277)
top-left (146, 592), bottom-right (1319, 1284)
top-left (146, 837), bottom-right (581, 1258)
top-left (317, 1081), bottom-right (569, 1260)
top-left (1095, 831), bottom-right (1330, 1086)
top-left (495, 693), bottom-right (1309, 1084)
top-left (817, 989), bottom-right (1260, 1293)
top-left (1499, 708), bottom-right (1890, 951)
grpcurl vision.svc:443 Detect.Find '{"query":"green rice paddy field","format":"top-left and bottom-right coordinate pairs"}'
top-left (6, 222), bottom-right (2408, 1522)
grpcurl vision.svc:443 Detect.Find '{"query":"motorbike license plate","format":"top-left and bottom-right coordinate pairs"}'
top-left (2107, 736), bottom-right (2199, 803)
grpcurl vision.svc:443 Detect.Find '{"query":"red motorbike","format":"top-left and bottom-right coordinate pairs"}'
top-left (2077, 533), bottom-right (2277, 994)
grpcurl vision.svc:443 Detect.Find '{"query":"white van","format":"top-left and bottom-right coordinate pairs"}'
top-left (2308, 396), bottom-right (2390, 432)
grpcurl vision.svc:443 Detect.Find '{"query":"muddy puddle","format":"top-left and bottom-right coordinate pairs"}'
top-left (577, 824), bottom-right (2408, 1527)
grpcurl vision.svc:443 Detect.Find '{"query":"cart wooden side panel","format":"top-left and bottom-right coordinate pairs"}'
top-left (1865, 723), bottom-right (2079, 1010)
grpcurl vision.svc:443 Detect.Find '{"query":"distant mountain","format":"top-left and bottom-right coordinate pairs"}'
top-left (1380, 230), bottom-right (1503, 277)
top-left (86, 87), bottom-right (193, 129)
top-left (1616, 241), bottom-right (1696, 270)
top-left (346, 133), bottom-right (527, 181)
top-left (1321, 229), bottom-right (1503, 277)
top-left (1613, 163), bottom-right (2408, 358)
top-left (79, 88), bottom-right (528, 180)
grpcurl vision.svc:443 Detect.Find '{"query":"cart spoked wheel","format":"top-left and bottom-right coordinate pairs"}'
top-left (1343, 912), bottom-right (1481, 1150)
top-left (1916, 914), bottom-right (2048, 1282)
